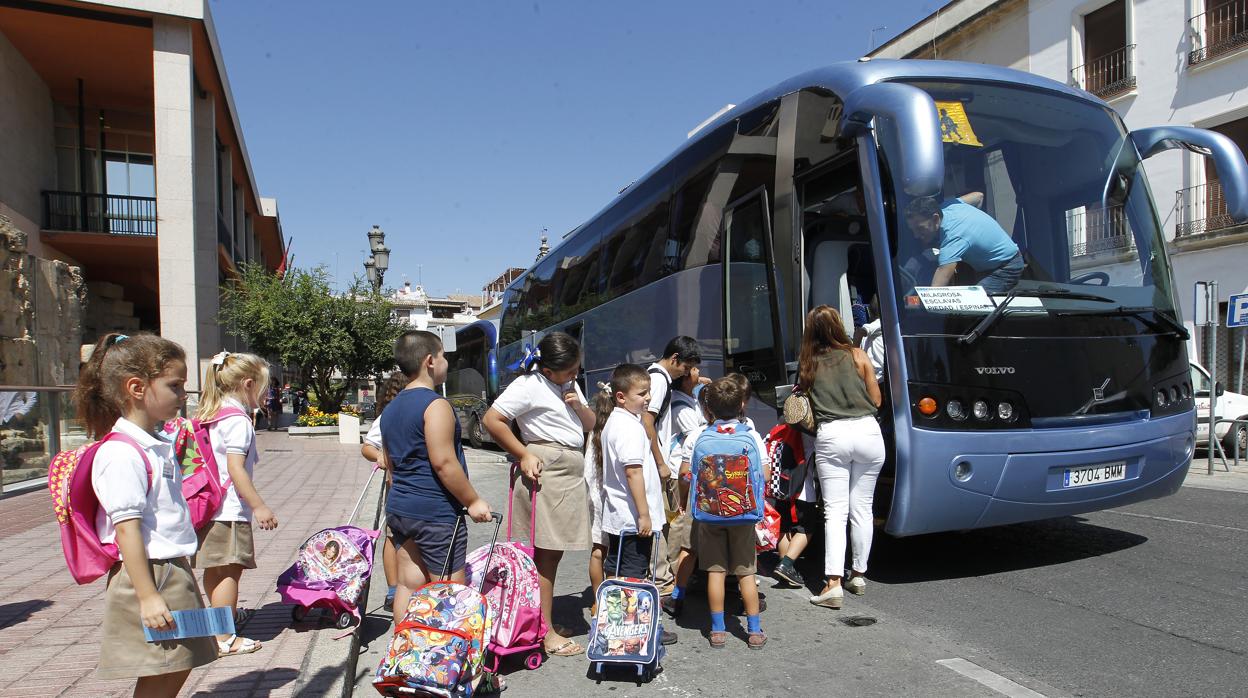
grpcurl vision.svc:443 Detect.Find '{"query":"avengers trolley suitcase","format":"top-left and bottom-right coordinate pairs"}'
top-left (586, 531), bottom-right (664, 683)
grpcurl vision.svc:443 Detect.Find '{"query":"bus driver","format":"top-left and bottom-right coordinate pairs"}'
top-left (904, 195), bottom-right (1023, 294)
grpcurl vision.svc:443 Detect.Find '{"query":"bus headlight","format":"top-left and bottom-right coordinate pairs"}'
top-left (972, 400), bottom-right (991, 420)
top-left (1156, 388), bottom-right (1168, 407)
top-left (946, 400), bottom-right (967, 421)
top-left (997, 401), bottom-right (1015, 422)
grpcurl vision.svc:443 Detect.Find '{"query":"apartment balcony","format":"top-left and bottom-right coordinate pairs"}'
top-left (42, 190), bottom-right (157, 236)
top-left (1189, 0), bottom-right (1248, 66)
top-left (1072, 45), bottom-right (1136, 99)
top-left (1067, 205), bottom-right (1134, 258)
top-left (1175, 182), bottom-right (1243, 241)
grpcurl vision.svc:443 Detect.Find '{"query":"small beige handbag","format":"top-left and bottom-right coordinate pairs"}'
top-left (782, 389), bottom-right (816, 433)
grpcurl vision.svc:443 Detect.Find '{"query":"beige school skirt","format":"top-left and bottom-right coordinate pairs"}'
top-left (97, 557), bottom-right (218, 679)
top-left (194, 520), bottom-right (257, 569)
top-left (510, 442), bottom-right (590, 551)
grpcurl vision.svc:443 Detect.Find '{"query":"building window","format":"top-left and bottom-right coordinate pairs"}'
top-left (1073, 0), bottom-right (1135, 99)
top-left (1190, 0), bottom-right (1248, 65)
top-left (1176, 115), bottom-right (1248, 238)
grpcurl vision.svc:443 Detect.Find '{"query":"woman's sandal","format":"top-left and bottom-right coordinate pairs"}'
top-left (217, 634), bottom-right (262, 657)
top-left (545, 640), bottom-right (585, 657)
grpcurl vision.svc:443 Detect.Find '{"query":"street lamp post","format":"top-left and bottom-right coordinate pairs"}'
top-left (364, 225), bottom-right (390, 293)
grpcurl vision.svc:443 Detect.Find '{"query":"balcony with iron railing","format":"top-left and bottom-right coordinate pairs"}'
top-left (1189, 0), bottom-right (1248, 66)
top-left (41, 190), bottom-right (157, 236)
top-left (1176, 181), bottom-right (1241, 238)
top-left (1072, 44), bottom-right (1136, 99)
top-left (1067, 205), bottom-right (1135, 257)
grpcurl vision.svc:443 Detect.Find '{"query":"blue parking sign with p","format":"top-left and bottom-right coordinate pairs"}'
top-left (1229, 293), bottom-right (1248, 328)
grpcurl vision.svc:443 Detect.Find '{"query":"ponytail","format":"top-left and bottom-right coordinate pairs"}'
top-left (74, 333), bottom-right (186, 438)
top-left (196, 351), bottom-right (270, 421)
top-left (589, 384), bottom-right (615, 483)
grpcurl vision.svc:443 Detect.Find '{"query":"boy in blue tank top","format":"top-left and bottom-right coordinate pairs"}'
top-left (381, 330), bottom-right (493, 623)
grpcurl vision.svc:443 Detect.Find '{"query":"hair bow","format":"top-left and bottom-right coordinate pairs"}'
top-left (211, 350), bottom-right (232, 368)
top-left (597, 381), bottom-right (611, 395)
top-left (506, 344), bottom-right (541, 372)
top-left (108, 334), bottom-right (129, 346)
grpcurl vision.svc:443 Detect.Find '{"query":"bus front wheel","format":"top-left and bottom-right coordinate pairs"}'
top-left (467, 414), bottom-right (484, 449)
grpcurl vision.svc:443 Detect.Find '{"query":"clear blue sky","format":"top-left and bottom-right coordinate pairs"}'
top-left (210, 1), bottom-right (939, 297)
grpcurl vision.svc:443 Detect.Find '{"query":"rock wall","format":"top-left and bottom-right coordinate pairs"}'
top-left (1, 214), bottom-right (85, 386)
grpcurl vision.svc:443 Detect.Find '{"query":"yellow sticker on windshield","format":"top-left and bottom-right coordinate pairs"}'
top-left (935, 101), bottom-right (982, 147)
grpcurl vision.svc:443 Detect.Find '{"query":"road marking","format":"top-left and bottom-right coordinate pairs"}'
top-left (937, 658), bottom-right (1046, 698)
top-left (1101, 509), bottom-right (1248, 534)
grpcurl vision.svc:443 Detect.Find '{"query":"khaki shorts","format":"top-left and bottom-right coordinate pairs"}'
top-left (668, 511), bottom-right (694, 551)
top-left (98, 557), bottom-right (217, 679)
top-left (696, 524), bottom-right (757, 576)
top-left (194, 520), bottom-right (257, 569)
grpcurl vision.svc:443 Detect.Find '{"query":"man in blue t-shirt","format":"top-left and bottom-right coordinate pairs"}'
top-left (905, 195), bottom-right (1023, 294)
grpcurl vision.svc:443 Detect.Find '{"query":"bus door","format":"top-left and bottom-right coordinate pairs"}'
top-left (722, 186), bottom-right (787, 421)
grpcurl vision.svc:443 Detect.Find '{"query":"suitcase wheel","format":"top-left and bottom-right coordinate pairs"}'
top-left (335, 611), bottom-right (354, 629)
top-left (291, 605), bottom-right (308, 623)
top-left (525, 651), bottom-right (543, 670)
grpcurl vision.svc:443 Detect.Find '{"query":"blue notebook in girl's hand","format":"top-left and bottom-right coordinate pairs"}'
top-left (143, 606), bottom-right (235, 642)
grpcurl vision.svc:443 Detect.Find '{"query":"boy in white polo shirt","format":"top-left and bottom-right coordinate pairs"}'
top-left (601, 363), bottom-right (677, 646)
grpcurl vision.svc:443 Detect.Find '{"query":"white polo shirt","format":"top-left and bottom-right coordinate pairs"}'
top-left (208, 397), bottom-right (260, 523)
top-left (364, 417), bottom-right (382, 449)
top-left (600, 408), bottom-right (665, 536)
top-left (492, 372), bottom-right (588, 449)
top-left (92, 417), bottom-right (198, 560)
top-left (667, 391), bottom-right (705, 466)
top-left (646, 363), bottom-right (676, 477)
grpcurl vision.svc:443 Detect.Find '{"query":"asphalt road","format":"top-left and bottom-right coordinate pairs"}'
top-left (354, 450), bottom-right (1248, 698)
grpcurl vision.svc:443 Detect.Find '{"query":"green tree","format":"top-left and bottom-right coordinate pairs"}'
top-left (220, 264), bottom-right (403, 413)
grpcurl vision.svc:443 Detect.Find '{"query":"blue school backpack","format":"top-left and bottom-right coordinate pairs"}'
top-left (689, 421), bottom-right (764, 525)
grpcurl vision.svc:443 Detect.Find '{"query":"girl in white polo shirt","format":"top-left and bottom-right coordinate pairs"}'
top-left (76, 333), bottom-right (216, 697)
top-left (483, 331), bottom-right (595, 657)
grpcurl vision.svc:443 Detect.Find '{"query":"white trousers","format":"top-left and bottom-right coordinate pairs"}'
top-left (814, 416), bottom-right (886, 577)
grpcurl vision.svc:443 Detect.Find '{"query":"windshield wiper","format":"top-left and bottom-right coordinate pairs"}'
top-left (1054, 306), bottom-right (1190, 339)
top-left (959, 288), bottom-right (1116, 346)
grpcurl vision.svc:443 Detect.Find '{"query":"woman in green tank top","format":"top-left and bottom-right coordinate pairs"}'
top-left (796, 305), bottom-right (885, 610)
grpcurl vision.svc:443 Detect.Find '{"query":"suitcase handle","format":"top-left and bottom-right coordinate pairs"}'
top-left (612, 528), bottom-right (661, 582)
top-left (441, 510), bottom-right (504, 593)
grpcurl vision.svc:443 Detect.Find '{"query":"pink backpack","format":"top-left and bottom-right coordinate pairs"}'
top-left (163, 406), bottom-right (248, 530)
top-left (49, 432), bottom-right (152, 585)
top-left (465, 542), bottom-right (546, 672)
top-left (463, 470), bottom-right (548, 671)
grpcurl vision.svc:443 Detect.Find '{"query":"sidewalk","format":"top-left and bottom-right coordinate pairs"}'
top-left (0, 430), bottom-right (381, 698)
top-left (1184, 455), bottom-right (1248, 493)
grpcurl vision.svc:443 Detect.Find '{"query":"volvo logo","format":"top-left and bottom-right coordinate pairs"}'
top-left (1092, 378), bottom-right (1111, 402)
top-left (974, 367), bottom-right (1015, 375)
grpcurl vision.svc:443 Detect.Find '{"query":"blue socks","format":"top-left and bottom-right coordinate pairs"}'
top-left (710, 611), bottom-right (725, 632)
top-left (671, 586), bottom-right (685, 600)
top-left (747, 614), bottom-right (762, 634)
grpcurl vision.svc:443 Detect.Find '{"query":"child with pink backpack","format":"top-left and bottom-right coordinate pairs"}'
top-left (192, 351), bottom-right (279, 657)
top-left (57, 333), bottom-right (217, 696)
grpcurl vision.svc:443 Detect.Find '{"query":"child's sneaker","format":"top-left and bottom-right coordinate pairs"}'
top-left (709, 631), bottom-right (728, 649)
top-left (747, 631), bottom-right (767, 650)
top-left (661, 595), bottom-right (684, 618)
top-left (772, 559), bottom-right (805, 587)
top-left (845, 576), bottom-right (866, 595)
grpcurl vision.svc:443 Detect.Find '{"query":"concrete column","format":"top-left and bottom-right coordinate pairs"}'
top-left (193, 80), bottom-right (223, 369)
top-left (154, 16), bottom-right (219, 393)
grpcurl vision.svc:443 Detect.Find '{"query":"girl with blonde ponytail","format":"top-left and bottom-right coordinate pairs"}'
top-left (193, 351), bottom-right (278, 657)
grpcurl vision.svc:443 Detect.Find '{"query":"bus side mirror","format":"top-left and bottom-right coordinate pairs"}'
top-left (840, 82), bottom-right (944, 198)
top-left (1131, 126), bottom-right (1248, 224)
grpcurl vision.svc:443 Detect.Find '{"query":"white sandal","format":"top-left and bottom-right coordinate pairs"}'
top-left (217, 634), bottom-right (262, 656)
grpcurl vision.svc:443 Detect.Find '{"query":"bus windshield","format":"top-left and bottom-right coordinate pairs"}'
top-left (880, 80), bottom-right (1179, 337)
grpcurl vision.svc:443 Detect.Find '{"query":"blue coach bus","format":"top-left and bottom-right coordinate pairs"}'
top-left (445, 319), bottom-right (499, 448)
top-left (493, 60), bottom-right (1248, 536)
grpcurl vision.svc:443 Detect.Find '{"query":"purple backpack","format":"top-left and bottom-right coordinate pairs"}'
top-left (465, 541), bottom-right (547, 671)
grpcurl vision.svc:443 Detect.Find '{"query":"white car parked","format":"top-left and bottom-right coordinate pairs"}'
top-left (1192, 361), bottom-right (1248, 454)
